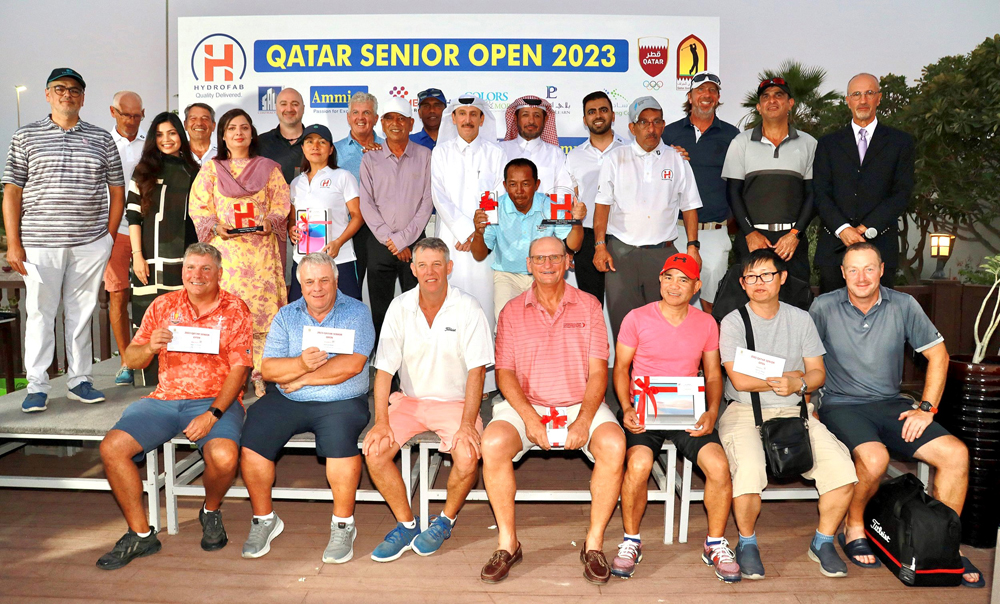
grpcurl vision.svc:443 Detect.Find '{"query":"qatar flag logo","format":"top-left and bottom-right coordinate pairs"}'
top-left (638, 37), bottom-right (669, 78)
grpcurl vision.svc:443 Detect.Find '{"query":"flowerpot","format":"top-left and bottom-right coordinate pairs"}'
top-left (940, 354), bottom-right (1000, 548)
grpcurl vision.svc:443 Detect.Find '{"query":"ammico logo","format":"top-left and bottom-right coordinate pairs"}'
top-left (191, 34), bottom-right (247, 82)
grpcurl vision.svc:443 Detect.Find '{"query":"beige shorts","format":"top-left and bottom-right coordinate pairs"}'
top-left (103, 235), bottom-right (133, 292)
top-left (493, 271), bottom-right (534, 322)
top-left (717, 401), bottom-right (858, 498)
top-left (488, 400), bottom-right (621, 463)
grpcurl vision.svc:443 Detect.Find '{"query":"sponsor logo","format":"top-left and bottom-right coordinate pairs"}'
top-left (389, 86), bottom-right (408, 98)
top-left (191, 33), bottom-right (247, 82)
top-left (310, 85), bottom-right (368, 109)
top-left (604, 88), bottom-right (630, 118)
top-left (444, 327), bottom-right (457, 332)
top-left (661, 169), bottom-right (673, 180)
top-left (676, 35), bottom-right (708, 90)
top-left (638, 36), bottom-right (669, 78)
top-left (258, 86), bottom-right (281, 112)
top-left (870, 519), bottom-right (891, 542)
top-left (563, 322), bottom-right (586, 329)
top-left (463, 90), bottom-right (509, 110)
top-left (545, 85), bottom-right (558, 99)
top-left (643, 80), bottom-right (664, 90)
top-left (319, 179), bottom-right (331, 187)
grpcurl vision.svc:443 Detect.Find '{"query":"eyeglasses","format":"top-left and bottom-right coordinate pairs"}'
top-left (742, 271), bottom-right (780, 284)
top-left (691, 72), bottom-right (721, 87)
top-left (112, 107), bottom-right (143, 120)
top-left (846, 90), bottom-right (880, 100)
top-left (635, 118), bottom-right (665, 129)
top-left (530, 253), bottom-right (566, 265)
top-left (49, 85), bottom-right (83, 98)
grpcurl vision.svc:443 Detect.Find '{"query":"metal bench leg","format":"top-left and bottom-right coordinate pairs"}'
top-left (164, 441), bottom-right (179, 535)
top-left (664, 446), bottom-right (676, 545)
top-left (917, 461), bottom-right (930, 493)
top-left (679, 458), bottom-right (693, 544)
top-left (146, 449), bottom-right (160, 532)
top-left (419, 443), bottom-right (430, 531)
top-left (401, 445), bottom-right (412, 502)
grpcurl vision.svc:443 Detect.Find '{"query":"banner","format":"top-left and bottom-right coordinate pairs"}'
top-left (178, 14), bottom-right (720, 151)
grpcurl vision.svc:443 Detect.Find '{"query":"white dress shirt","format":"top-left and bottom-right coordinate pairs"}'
top-left (192, 143), bottom-right (218, 166)
top-left (594, 141), bottom-right (703, 246)
top-left (374, 285), bottom-right (494, 401)
top-left (112, 128), bottom-right (145, 234)
top-left (566, 134), bottom-right (626, 228)
top-left (499, 135), bottom-right (574, 197)
top-left (835, 117), bottom-right (880, 237)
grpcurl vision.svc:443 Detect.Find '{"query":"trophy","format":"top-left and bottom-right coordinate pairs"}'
top-left (230, 201), bottom-right (263, 234)
top-left (479, 190), bottom-right (498, 225)
top-left (541, 185), bottom-right (581, 226)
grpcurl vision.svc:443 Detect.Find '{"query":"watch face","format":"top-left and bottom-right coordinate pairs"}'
top-left (865, 227), bottom-right (878, 239)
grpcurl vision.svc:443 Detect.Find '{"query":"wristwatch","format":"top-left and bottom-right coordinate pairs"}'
top-left (208, 407), bottom-right (224, 419)
top-left (594, 240), bottom-right (606, 247)
top-left (918, 400), bottom-right (938, 415)
top-left (797, 378), bottom-right (808, 397)
top-left (687, 240), bottom-right (701, 250)
top-left (865, 227), bottom-right (878, 239)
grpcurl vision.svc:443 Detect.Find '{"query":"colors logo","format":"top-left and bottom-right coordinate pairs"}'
top-left (191, 34), bottom-right (247, 82)
top-left (310, 86), bottom-right (369, 108)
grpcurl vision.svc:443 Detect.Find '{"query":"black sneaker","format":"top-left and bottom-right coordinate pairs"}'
top-left (96, 528), bottom-right (162, 570)
top-left (200, 507), bottom-right (228, 551)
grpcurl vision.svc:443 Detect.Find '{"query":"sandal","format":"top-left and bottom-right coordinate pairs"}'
top-left (837, 533), bottom-right (881, 569)
top-left (961, 556), bottom-right (985, 588)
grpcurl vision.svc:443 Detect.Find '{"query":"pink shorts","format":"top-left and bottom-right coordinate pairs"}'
top-left (103, 235), bottom-right (132, 292)
top-left (387, 392), bottom-right (484, 456)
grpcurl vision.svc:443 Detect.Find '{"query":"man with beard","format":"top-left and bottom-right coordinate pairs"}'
top-left (499, 95), bottom-right (573, 196)
top-left (566, 91), bottom-right (626, 305)
top-left (259, 88), bottom-right (306, 184)
top-left (661, 72), bottom-right (739, 313)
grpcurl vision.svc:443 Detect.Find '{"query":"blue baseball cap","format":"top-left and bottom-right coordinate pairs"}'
top-left (417, 88), bottom-right (447, 106)
top-left (302, 123), bottom-right (333, 144)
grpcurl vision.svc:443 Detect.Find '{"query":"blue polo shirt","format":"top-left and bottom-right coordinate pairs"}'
top-left (483, 192), bottom-right (572, 274)
top-left (410, 129), bottom-right (437, 151)
top-left (809, 286), bottom-right (944, 406)
top-left (262, 294), bottom-right (375, 402)
top-left (661, 115), bottom-right (739, 223)
top-left (334, 133), bottom-right (385, 181)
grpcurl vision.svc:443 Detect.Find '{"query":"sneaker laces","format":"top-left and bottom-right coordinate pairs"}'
top-left (247, 518), bottom-right (270, 542)
top-left (329, 523), bottom-right (353, 546)
top-left (616, 540), bottom-right (639, 561)
top-left (424, 516), bottom-right (451, 540)
top-left (384, 523), bottom-right (414, 544)
top-left (708, 538), bottom-right (735, 564)
top-left (203, 510), bottom-right (223, 534)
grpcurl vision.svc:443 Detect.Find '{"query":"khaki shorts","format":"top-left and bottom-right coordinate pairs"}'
top-left (103, 235), bottom-right (132, 292)
top-left (717, 401), bottom-right (857, 498)
top-left (488, 400), bottom-right (621, 463)
top-left (493, 271), bottom-right (534, 322)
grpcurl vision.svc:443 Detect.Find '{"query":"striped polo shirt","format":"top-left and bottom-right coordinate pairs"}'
top-left (721, 124), bottom-right (816, 225)
top-left (495, 283), bottom-right (608, 408)
top-left (2, 116), bottom-right (124, 248)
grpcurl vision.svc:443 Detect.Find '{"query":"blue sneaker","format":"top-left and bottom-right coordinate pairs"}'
top-left (114, 367), bottom-right (134, 386)
top-left (370, 520), bottom-right (421, 562)
top-left (67, 382), bottom-right (106, 404)
top-left (411, 515), bottom-right (453, 556)
top-left (735, 541), bottom-right (765, 580)
top-left (21, 392), bottom-right (48, 413)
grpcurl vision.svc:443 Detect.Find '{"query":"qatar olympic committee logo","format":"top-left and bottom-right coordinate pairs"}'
top-left (191, 33), bottom-right (247, 82)
top-left (643, 80), bottom-right (664, 90)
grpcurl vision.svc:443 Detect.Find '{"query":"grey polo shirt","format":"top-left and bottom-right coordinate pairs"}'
top-left (809, 286), bottom-right (944, 406)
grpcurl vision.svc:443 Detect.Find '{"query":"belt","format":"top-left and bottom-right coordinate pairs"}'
top-left (676, 220), bottom-right (726, 230)
top-left (609, 235), bottom-right (674, 250)
top-left (753, 223), bottom-right (794, 231)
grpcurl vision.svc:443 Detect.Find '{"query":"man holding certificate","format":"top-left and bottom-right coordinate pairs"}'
top-left (718, 249), bottom-right (857, 580)
top-left (363, 237), bottom-right (493, 561)
top-left (480, 236), bottom-right (625, 585)
top-left (239, 253), bottom-right (375, 564)
top-left (97, 243), bottom-right (252, 569)
top-left (611, 253), bottom-right (738, 582)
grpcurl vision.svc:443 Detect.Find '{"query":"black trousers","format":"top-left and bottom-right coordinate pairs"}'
top-left (574, 227), bottom-right (606, 306)
top-left (818, 264), bottom-right (895, 294)
top-left (367, 233), bottom-right (424, 342)
top-left (352, 224), bottom-right (373, 290)
top-left (734, 229), bottom-right (810, 284)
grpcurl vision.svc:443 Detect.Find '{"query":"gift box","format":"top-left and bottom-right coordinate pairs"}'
top-left (632, 376), bottom-right (706, 430)
top-left (540, 406), bottom-right (569, 447)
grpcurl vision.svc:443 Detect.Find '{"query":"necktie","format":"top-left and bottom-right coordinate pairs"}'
top-left (858, 128), bottom-right (868, 163)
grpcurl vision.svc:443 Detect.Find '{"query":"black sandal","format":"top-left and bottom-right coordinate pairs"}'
top-left (961, 556), bottom-right (985, 588)
top-left (837, 532), bottom-right (881, 568)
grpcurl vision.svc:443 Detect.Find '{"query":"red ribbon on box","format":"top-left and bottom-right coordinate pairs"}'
top-left (295, 216), bottom-right (334, 254)
top-left (540, 407), bottom-right (568, 429)
top-left (632, 377), bottom-right (675, 418)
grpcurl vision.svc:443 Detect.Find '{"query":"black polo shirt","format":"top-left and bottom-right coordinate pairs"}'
top-left (661, 115), bottom-right (739, 223)
top-left (258, 127), bottom-right (305, 185)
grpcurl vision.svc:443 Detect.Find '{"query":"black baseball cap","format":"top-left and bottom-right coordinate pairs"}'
top-left (46, 68), bottom-right (86, 89)
top-left (757, 77), bottom-right (792, 98)
top-left (302, 124), bottom-right (333, 144)
top-left (417, 88), bottom-right (446, 106)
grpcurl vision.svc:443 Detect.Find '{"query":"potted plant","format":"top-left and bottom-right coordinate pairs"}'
top-left (939, 254), bottom-right (1000, 548)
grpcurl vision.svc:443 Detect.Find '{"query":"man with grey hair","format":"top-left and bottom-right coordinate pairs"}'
top-left (183, 102), bottom-right (217, 165)
top-left (97, 243), bottom-right (252, 569)
top-left (335, 92), bottom-right (384, 291)
top-left (364, 237), bottom-right (493, 561)
top-left (106, 90), bottom-right (146, 385)
top-left (240, 252), bottom-right (376, 564)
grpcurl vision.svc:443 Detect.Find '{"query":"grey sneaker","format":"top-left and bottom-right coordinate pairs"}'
top-left (322, 520), bottom-right (357, 564)
top-left (241, 514), bottom-right (284, 559)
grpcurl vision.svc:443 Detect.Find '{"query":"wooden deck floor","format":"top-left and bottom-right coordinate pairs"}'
top-left (0, 442), bottom-right (993, 603)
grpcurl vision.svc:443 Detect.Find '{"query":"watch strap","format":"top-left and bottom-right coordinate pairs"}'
top-left (209, 406), bottom-right (224, 419)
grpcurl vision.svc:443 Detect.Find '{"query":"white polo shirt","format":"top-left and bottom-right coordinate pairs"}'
top-left (499, 135), bottom-right (574, 197)
top-left (594, 140), bottom-right (702, 246)
top-left (566, 133), bottom-right (626, 228)
top-left (374, 285), bottom-right (494, 401)
top-left (290, 166), bottom-right (360, 264)
top-left (111, 128), bottom-right (146, 234)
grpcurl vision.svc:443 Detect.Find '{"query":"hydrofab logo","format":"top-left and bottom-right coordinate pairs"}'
top-left (310, 86), bottom-right (369, 108)
top-left (259, 86), bottom-right (281, 112)
top-left (191, 33), bottom-right (247, 82)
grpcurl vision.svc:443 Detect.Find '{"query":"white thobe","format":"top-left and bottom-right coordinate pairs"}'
top-left (499, 136), bottom-right (574, 197)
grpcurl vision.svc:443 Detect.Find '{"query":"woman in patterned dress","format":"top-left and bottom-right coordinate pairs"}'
top-left (189, 108), bottom-right (290, 397)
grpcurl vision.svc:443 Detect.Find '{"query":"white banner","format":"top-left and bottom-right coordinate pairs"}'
top-left (178, 14), bottom-right (719, 150)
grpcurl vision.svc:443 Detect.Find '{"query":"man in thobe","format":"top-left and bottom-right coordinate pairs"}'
top-left (498, 95), bottom-right (573, 197)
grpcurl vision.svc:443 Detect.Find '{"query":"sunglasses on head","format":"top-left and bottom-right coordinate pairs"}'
top-left (418, 88), bottom-right (443, 101)
top-left (760, 77), bottom-right (787, 87)
top-left (692, 73), bottom-right (721, 86)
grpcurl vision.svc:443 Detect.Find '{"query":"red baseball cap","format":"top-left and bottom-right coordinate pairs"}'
top-left (660, 253), bottom-right (700, 280)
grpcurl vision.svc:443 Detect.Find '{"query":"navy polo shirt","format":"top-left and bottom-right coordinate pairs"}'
top-left (661, 115), bottom-right (739, 223)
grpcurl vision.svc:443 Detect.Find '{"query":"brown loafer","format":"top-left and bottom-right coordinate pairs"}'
top-left (581, 546), bottom-right (611, 584)
top-left (481, 544), bottom-right (522, 583)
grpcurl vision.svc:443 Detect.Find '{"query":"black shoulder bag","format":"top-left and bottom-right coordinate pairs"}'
top-left (737, 306), bottom-right (814, 478)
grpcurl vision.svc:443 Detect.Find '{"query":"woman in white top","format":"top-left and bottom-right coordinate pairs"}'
top-left (288, 124), bottom-right (365, 300)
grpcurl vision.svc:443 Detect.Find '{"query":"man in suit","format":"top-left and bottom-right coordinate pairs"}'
top-left (813, 73), bottom-right (915, 294)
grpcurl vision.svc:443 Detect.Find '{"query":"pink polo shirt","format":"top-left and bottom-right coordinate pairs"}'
top-left (495, 283), bottom-right (608, 408)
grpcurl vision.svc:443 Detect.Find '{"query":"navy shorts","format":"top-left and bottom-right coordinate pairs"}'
top-left (616, 408), bottom-right (721, 464)
top-left (112, 397), bottom-right (244, 462)
top-left (818, 398), bottom-right (953, 459)
top-left (241, 384), bottom-right (370, 460)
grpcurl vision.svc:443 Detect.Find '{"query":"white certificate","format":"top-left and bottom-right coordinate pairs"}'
top-left (732, 347), bottom-right (786, 380)
top-left (22, 262), bottom-right (43, 284)
top-left (484, 208), bottom-right (498, 224)
top-left (166, 326), bottom-right (220, 355)
top-left (302, 326), bottom-right (355, 355)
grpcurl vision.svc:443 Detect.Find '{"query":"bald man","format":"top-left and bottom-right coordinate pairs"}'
top-left (259, 87), bottom-right (307, 185)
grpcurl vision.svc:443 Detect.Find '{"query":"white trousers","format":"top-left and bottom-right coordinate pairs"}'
top-left (24, 234), bottom-right (114, 394)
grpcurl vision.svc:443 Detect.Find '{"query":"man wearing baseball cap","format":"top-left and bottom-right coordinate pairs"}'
top-left (3, 67), bottom-right (125, 412)
top-left (410, 88), bottom-right (447, 151)
top-left (592, 96), bottom-right (703, 342)
top-left (610, 252), bottom-right (738, 581)
top-left (359, 96), bottom-right (433, 344)
top-left (722, 77), bottom-right (817, 284)
top-left (661, 72), bottom-right (740, 314)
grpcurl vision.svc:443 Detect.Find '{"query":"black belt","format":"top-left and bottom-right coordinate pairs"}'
top-left (610, 235), bottom-right (674, 250)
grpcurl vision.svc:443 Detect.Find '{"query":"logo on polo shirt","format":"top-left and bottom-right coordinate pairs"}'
top-left (191, 34), bottom-right (247, 83)
top-left (563, 322), bottom-right (586, 329)
top-left (259, 86), bottom-right (281, 112)
top-left (662, 169), bottom-right (672, 180)
top-left (319, 179), bottom-right (331, 188)
top-left (444, 327), bottom-right (457, 332)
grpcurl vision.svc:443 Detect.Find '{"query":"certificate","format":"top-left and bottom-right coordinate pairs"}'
top-left (633, 376), bottom-right (706, 431)
top-left (732, 347), bottom-right (786, 380)
top-left (166, 326), bottom-right (220, 355)
top-left (302, 326), bottom-right (355, 355)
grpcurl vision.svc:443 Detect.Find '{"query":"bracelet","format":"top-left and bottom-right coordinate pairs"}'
top-left (131, 251), bottom-right (142, 255)
top-left (594, 240), bottom-right (606, 247)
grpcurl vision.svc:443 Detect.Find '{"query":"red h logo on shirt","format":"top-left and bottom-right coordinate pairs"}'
top-left (233, 202), bottom-right (256, 229)
top-left (661, 169), bottom-right (673, 180)
top-left (319, 179), bottom-right (331, 188)
top-left (204, 44), bottom-right (235, 82)
top-left (548, 193), bottom-right (573, 219)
